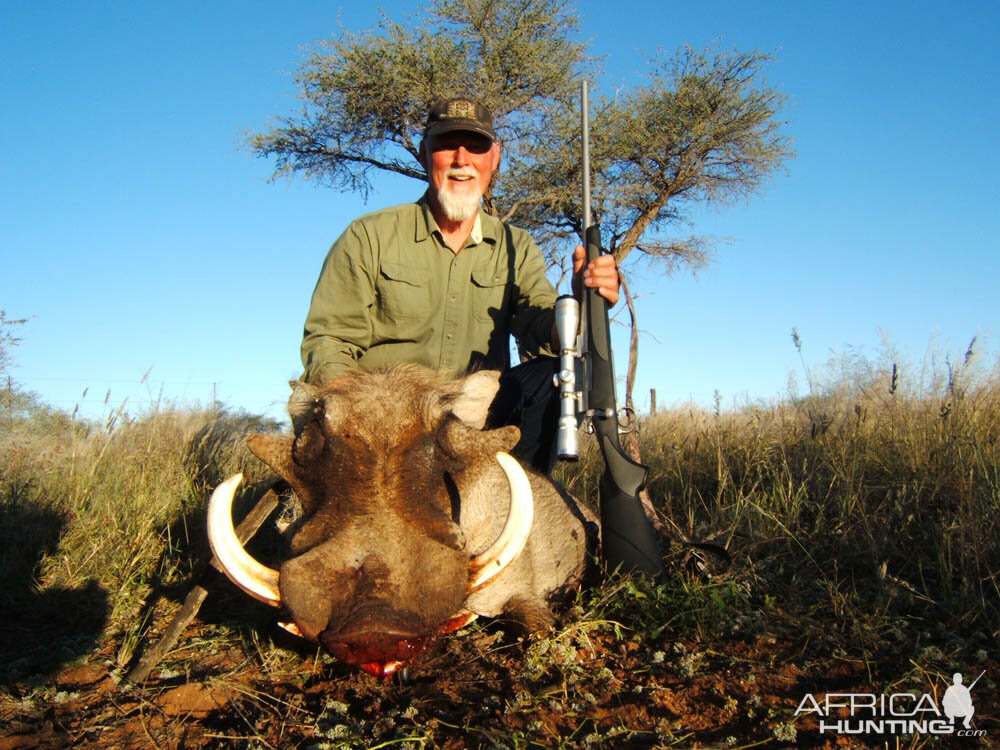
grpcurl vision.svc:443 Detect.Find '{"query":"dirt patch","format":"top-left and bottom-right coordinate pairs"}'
top-left (2, 601), bottom-right (996, 750)
top-left (158, 682), bottom-right (235, 718)
top-left (54, 664), bottom-right (110, 691)
top-left (2, 566), bottom-right (998, 750)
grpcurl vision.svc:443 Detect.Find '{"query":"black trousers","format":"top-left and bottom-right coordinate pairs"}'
top-left (484, 357), bottom-right (560, 474)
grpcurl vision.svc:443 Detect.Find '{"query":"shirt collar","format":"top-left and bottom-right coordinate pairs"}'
top-left (469, 213), bottom-right (484, 245)
top-left (417, 192), bottom-right (497, 247)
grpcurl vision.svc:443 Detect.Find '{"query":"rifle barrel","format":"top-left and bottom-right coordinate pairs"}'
top-left (581, 80), bottom-right (591, 231)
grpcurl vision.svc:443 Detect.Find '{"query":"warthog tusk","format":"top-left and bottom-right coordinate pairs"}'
top-left (468, 452), bottom-right (534, 591)
top-left (207, 473), bottom-right (282, 607)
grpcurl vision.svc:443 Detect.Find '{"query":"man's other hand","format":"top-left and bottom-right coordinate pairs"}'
top-left (571, 244), bottom-right (620, 306)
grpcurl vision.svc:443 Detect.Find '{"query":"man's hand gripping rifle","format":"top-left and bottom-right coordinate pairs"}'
top-left (555, 81), bottom-right (666, 580)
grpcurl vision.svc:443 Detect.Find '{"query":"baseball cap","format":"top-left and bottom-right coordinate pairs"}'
top-left (423, 98), bottom-right (496, 141)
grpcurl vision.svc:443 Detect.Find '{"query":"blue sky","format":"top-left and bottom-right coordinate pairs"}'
top-left (2, 1), bottom-right (997, 425)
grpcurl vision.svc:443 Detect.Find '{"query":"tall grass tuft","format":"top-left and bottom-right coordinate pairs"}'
top-left (557, 341), bottom-right (1000, 639)
top-left (0, 401), bottom-right (281, 677)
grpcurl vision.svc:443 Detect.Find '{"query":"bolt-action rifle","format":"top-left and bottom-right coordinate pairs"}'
top-left (554, 81), bottom-right (666, 579)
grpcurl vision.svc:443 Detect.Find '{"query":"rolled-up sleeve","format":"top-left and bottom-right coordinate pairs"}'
top-left (508, 226), bottom-right (557, 358)
top-left (301, 222), bottom-right (375, 384)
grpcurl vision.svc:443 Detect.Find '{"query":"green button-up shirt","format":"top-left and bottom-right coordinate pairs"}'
top-left (301, 196), bottom-right (558, 384)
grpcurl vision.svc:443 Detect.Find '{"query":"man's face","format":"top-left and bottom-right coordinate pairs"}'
top-left (421, 131), bottom-right (500, 222)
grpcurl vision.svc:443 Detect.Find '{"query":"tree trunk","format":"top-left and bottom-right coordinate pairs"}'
top-left (618, 272), bottom-right (666, 536)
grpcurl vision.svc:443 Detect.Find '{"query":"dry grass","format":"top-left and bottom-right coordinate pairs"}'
top-left (1, 345), bottom-right (997, 747)
top-left (4, 348), bottom-right (998, 652)
top-left (557, 343), bottom-right (1000, 640)
top-left (0, 401), bottom-right (280, 677)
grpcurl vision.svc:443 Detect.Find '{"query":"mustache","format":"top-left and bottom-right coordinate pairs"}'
top-left (444, 167), bottom-right (478, 181)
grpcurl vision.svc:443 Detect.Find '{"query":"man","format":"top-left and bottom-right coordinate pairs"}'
top-left (301, 97), bottom-right (620, 470)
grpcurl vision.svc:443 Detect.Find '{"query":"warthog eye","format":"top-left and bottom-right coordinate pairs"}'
top-left (443, 470), bottom-right (461, 524)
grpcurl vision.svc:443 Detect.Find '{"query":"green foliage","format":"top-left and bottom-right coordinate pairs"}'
top-left (578, 570), bottom-right (752, 643)
top-left (511, 45), bottom-right (792, 268)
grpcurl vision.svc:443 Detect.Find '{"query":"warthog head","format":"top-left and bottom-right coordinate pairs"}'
top-left (207, 365), bottom-right (544, 676)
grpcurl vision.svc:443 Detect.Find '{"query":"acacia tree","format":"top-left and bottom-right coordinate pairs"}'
top-left (249, 0), bottom-right (792, 412)
top-left (0, 310), bottom-right (26, 381)
top-left (250, 0), bottom-right (590, 200)
top-left (0, 310), bottom-right (59, 427)
top-left (504, 44), bottom-right (792, 409)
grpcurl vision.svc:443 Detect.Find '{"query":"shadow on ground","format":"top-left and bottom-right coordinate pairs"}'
top-left (0, 499), bottom-right (109, 684)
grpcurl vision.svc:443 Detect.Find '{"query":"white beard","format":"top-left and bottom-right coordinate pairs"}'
top-left (435, 169), bottom-right (483, 222)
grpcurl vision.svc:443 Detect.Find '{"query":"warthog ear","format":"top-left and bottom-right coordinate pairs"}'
top-left (247, 433), bottom-right (319, 512)
top-left (247, 433), bottom-right (294, 478)
top-left (287, 381), bottom-right (320, 435)
top-left (449, 370), bottom-right (501, 429)
top-left (439, 416), bottom-right (520, 462)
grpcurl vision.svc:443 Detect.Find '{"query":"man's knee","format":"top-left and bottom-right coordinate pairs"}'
top-left (486, 357), bottom-right (559, 473)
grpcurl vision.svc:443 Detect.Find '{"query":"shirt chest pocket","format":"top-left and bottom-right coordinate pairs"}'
top-left (471, 264), bottom-right (509, 322)
top-left (376, 261), bottom-right (432, 321)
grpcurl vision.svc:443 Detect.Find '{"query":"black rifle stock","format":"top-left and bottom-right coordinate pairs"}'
top-left (583, 230), bottom-right (665, 579)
